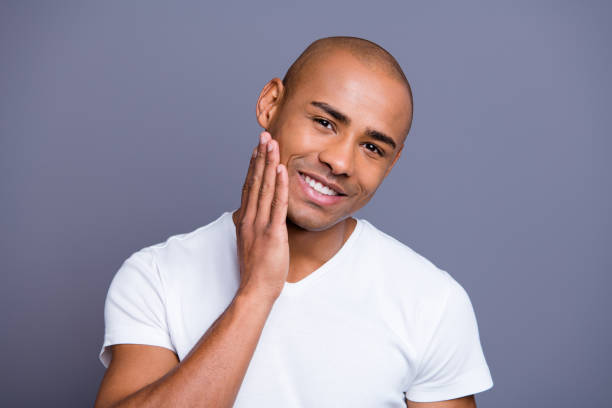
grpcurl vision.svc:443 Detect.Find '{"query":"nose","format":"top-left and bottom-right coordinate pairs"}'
top-left (318, 134), bottom-right (355, 176)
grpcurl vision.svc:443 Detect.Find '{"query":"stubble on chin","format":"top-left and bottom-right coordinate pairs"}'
top-left (286, 204), bottom-right (349, 233)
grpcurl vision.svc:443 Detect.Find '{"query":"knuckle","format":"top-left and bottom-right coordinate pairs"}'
top-left (238, 220), bottom-right (250, 232)
top-left (245, 176), bottom-right (256, 189)
top-left (254, 218), bottom-right (267, 232)
top-left (265, 153), bottom-right (275, 165)
top-left (259, 182), bottom-right (271, 195)
top-left (271, 196), bottom-right (286, 209)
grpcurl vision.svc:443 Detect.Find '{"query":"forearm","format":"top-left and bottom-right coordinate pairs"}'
top-left (111, 290), bottom-right (276, 408)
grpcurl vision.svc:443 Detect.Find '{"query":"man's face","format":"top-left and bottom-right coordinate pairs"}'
top-left (262, 51), bottom-right (412, 231)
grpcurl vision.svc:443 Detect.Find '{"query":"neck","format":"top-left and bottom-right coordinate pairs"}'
top-left (285, 215), bottom-right (356, 282)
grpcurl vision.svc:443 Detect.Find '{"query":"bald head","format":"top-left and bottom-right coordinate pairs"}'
top-left (282, 36), bottom-right (413, 134)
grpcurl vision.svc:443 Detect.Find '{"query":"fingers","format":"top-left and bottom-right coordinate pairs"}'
top-left (255, 138), bottom-right (280, 227)
top-left (238, 145), bottom-right (258, 220)
top-left (241, 131), bottom-right (270, 225)
top-left (269, 163), bottom-right (288, 228)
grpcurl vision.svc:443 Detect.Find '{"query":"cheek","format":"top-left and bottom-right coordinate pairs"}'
top-left (356, 166), bottom-right (387, 196)
top-left (276, 130), bottom-right (317, 166)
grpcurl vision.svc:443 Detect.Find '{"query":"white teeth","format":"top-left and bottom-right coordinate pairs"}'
top-left (303, 174), bottom-right (339, 196)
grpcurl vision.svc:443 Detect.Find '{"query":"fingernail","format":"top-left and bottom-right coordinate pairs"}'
top-left (252, 147), bottom-right (258, 158)
top-left (261, 132), bottom-right (271, 145)
top-left (267, 140), bottom-right (274, 152)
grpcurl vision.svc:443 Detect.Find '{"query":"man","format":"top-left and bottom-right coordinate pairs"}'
top-left (95, 36), bottom-right (493, 407)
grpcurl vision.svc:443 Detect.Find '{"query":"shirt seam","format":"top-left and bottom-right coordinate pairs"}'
top-left (408, 364), bottom-right (491, 393)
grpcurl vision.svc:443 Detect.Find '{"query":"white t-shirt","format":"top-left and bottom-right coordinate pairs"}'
top-left (100, 210), bottom-right (493, 405)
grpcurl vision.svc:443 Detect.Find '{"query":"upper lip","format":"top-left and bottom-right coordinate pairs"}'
top-left (299, 171), bottom-right (347, 195)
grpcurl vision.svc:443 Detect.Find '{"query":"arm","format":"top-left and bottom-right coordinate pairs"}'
top-left (95, 131), bottom-right (290, 408)
top-left (407, 394), bottom-right (476, 408)
top-left (94, 290), bottom-right (276, 408)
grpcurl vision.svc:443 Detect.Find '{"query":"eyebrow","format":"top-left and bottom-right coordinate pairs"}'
top-left (310, 101), bottom-right (397, 150)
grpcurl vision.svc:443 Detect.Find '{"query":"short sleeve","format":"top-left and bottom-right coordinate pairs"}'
top-left (405, 278), bottom-right (493, 402)
top-left (98, 249), bottom-right (175, 368)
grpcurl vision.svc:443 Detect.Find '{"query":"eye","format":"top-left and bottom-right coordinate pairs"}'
top-left (364, 142), bottom-right (384, 156)
top-left (314, 118), bottom-right (334, 131)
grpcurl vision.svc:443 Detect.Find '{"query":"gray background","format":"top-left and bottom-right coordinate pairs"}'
top-left (1, 1), bottom-right (610, 406)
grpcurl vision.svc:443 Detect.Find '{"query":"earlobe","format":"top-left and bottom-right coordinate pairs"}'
top-left (256, 78), bottom-right (285, 130)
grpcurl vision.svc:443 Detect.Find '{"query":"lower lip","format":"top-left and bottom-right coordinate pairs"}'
top-left (297, 172), bottom-right (346, 206)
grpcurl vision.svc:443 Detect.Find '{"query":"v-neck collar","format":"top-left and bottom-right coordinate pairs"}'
top-left (223, 210), bottom-right (364, 297)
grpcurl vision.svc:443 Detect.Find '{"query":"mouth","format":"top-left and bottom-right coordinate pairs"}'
top-left (297, 171), bottom-right (347, 206)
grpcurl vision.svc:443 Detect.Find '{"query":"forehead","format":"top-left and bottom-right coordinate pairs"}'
top-left (288, 51), bottom-right (412, 141)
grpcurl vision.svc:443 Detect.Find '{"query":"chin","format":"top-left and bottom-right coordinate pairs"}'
top-left (286, 205), bottom-right (348, 232)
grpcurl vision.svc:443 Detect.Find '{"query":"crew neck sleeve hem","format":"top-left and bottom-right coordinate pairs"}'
top-left (405, 365), bottom-right (493, 402)
top-left (99, 326), bottom-right (175, 368)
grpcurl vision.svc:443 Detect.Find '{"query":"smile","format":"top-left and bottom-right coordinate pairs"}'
top-left (302, 173), bottom-right (339, 196)
top-left (297, 172), bottom-right (346, 206)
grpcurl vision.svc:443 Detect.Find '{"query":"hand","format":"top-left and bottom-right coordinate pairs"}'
top-left (234, 131), bottom-right (289, 302)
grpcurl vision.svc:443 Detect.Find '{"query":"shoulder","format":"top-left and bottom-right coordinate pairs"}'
top-left (358, 218), bottom-right (457, 300)
top-left (113, 211), bottom-right (235, 285)
top-left (355, 220), bottom-right (481, 365)
top-left (124, 211), bottom-right (234, 272)
top-left (147, 211), bottom-right (233, 258)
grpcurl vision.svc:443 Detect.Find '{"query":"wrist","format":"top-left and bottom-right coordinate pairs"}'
top-left (235, 285), bottom-right (280, 308)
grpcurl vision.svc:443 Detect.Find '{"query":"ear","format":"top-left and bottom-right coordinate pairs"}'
top-left (256, 78), bottom-right (285, 130)
top-left (383, 144), bottom-right (403, 179)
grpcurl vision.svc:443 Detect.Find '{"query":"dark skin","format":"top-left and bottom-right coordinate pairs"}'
top-left (94, 48), bottom-right (476, 408)
top-left (232, 49), bottom-right (475, 407)
top-left (233, 49), bottom-right (409, 284)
